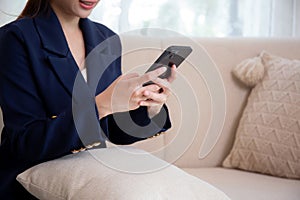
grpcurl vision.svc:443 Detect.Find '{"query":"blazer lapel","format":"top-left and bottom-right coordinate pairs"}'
top-left (34, 8), bottom-right (80, 96)
top-left (34, 8), bottom-right (69, 57)
top-left (47, 56), bottom-right (79, 96)
top-left (79, 19), bottom-right (120, 94)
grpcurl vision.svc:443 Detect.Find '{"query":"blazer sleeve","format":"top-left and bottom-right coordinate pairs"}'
top-left (102, 105), bottom-right (171, 145)
top-left (0, 25), bottom-right (84, 165)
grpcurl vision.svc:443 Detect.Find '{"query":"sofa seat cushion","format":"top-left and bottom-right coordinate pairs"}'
top-left (182, 167), bottom-right (300, 200)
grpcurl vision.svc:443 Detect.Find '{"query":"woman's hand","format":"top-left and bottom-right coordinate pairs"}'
top-left (140, 65), bottom-right (177, 118)
top-left (96, 67), bottom-right (167, 119)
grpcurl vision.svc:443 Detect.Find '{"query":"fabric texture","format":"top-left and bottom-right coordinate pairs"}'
top-left (17, 147), bottom-right (230, 200)
top-left (223, 51), bottom-right (300, 179)
top-left (183, 167), bottom-right (300, 200)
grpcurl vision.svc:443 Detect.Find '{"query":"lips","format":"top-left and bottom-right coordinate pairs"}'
top-left (79, 0), bottom-right (97, 10)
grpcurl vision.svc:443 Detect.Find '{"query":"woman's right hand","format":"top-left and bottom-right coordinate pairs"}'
top-left (95, 67), bottom-right (167, 119)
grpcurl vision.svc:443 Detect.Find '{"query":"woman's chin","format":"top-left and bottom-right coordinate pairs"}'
top-left (77, 11), bottom-right (93, 19)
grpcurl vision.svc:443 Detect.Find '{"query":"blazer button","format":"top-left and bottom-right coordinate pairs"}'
top-left (92, 142), bottom-right (101, 147)
top-left (72, 149), bottom-right (80, 154)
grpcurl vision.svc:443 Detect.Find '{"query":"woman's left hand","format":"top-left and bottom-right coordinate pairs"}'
top-left (140, 65), bottom-right (177, 118)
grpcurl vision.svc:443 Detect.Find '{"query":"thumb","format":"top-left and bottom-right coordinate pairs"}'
top-left (138, 67), bottom-right (167, 85)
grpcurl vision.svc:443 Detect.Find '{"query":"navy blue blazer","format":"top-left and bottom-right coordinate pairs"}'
top-left (0, 8), bottom-right (171, 199)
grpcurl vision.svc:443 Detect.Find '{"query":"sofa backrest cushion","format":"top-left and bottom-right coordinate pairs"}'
top-left (122, 36), bottom-right (300, 168)
top-left (167, 38), bottom-right (300, 168)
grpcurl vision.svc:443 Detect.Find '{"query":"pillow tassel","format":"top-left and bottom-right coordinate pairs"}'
top-left (232, 56), bottom-right (265, 87)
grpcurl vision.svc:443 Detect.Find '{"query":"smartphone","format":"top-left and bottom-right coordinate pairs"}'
top-left (144, 46), bottom-right (192, 85)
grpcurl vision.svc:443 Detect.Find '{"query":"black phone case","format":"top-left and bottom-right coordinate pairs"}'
top-left (143, 46), bottom-right (192, 86)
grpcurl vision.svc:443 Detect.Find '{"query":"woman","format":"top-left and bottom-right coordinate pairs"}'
top-left (0, 0), bottom-right (175, 199)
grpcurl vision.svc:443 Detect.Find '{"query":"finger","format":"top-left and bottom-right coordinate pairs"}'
top-left (138, 67), bottom-right (167, 86)
top-left (151, 77), bottom-right (171, 90)
top-left (131, 86), bottom-right (147, 98)
top-left (139, 100), bottom-right (162, 107)
top-left (151, 78), bottom-right (172, 96)
top-left (143, 84), bottom-right (161, 92)
top-left (130, 89), bottom-right (149, 105)
top-left (142, 91), bottom-right (167, 104)
top-left (167, 64), bottom-right (177, 83)
top-left (121, 72), bottom-right (140, 80)
top-left (131, 86), bottom-right (161, 102)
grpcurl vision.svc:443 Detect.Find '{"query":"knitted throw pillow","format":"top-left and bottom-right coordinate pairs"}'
top-left (223, 51), bottom-right (300, 179)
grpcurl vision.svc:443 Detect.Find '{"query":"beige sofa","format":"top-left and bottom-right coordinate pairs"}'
top-left (1, 37), bottom-right (299, 199)
top-left (120, 36), bottom-right (300, 200)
